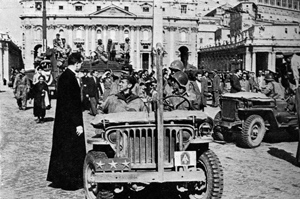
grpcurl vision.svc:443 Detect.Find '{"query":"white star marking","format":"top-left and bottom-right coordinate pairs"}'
top-left (122, 160), bottom-right (130, 168)
top-left (109, 160), bottom-right (118, 169)
top-left (96, 161), bottom-right (105, 169)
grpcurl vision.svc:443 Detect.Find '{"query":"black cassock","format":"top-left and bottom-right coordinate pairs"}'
top-left (32, 82), bottom-right (49, 118)
top-left (47, 68), bottom-right (86, 187)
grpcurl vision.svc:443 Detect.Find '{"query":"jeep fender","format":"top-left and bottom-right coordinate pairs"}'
top-left (238, 108), bottom-right (280, 130)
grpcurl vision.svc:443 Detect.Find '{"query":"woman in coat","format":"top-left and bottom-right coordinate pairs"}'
top-left (32, 75), bottom-right (49, 123)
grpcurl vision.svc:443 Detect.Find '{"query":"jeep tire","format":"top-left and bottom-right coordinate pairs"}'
top-left (238, 115), bottom-right (266, 148)
top-left (83, 151), bottom-right (114, 199)
top-left (193, 150), bottom-right (224, 199)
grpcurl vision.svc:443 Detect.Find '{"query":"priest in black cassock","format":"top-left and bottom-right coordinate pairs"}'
top-left (47, 52), bottom-right (86, 190)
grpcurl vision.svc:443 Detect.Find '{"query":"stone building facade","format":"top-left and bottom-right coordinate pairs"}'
top-left (0, 33), bottom-right (23, 87)
top-left (198, 0), bottom-right (300, 74)
top-left (19, 0), bottom-right (199, 71)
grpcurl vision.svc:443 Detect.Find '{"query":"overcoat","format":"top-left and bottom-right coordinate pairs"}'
top-left (47, 68), bottom-right (86, 185)
top-left (32, 81), bottom-right (49, 118)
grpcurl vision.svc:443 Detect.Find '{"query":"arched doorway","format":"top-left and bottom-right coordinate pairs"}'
top-left (34, 44), bottom-right (42, 59)
top-left (179, 46), bottom-right (189, 68)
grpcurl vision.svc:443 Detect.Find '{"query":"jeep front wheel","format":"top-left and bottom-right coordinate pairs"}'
top-left (185, 150), bottom-right (223, 199)
top-left (84, 151), bottom-right (114, 199)
top-left (238, 115), bottom-right (266, 148)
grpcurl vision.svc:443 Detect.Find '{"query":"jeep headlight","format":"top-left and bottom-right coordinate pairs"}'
top-left (182, 130), bottom-right (192, 143)
top-left (107, 130), bottom-right (122, 144)
top-left (199, 122), bottom-right (213, 136)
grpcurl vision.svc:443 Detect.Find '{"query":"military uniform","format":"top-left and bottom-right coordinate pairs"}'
top-left (13, 72), bottom-right (31, 110)
top-left (100, 92), bottom-right (147, 113)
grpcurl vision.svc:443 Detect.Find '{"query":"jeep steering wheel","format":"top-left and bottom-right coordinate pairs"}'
top-left (163, 95), bottom-right (192, 111)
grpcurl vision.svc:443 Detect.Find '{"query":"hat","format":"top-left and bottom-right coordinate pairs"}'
top-left (121, 65), bottom-right (132, 74)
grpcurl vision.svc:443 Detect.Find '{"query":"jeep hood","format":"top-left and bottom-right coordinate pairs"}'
top-left (91, 110), bottom-right (208, 127)
top-left (222, 92), bottom-right (274, 101)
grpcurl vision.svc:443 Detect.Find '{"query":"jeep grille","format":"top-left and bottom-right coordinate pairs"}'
top-left (221, 99), bottom-right (237, 121)
top-left (105, 124), bottom-right (195, 169)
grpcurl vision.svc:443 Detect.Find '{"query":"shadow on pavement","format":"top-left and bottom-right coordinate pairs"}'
top-left (267, 147), bottom-right (298, 166)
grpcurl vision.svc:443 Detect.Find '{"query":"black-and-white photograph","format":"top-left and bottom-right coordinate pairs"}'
top-left (0, 0), bottom-right (300, 198)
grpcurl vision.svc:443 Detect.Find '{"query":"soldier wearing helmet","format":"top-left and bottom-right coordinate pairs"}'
top-left (261, 73), bottom-right (285, 99)
top-left (164, 71), bottom-right (196, 110)
top-left (164, 60), bottom-right (185, 96)
top-left (169, 60), bottom-right (185, 75)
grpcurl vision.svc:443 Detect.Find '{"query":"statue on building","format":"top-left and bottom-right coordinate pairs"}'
top-left (53, 33), bottom-right (64, 58)
top-left (124, 37), bottom-right (131, 63)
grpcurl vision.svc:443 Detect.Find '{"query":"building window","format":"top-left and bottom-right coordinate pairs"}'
top-left (96, 30), bottom-right (102, 40)
top-left (35, 2), bottom-right (42, 11)
top-left (124, 29), bottom-right (129, 40)
top-left (285, 28), bottom-right (288, 33)
top-left (264, 0), bottom-right (269, 4)
top-left (162, 8), bottom-right (165, 11)
top-left (59, 6), bottom-right (63, 10)
top-left (258, 0), bottom-right (263, 3)
top-left (180, 31), bottom-right (187, 42)
top-left (75, 6), bottom-right (82, 11)
top-left (282, 0), bottom-right (287, 7)
top-left (97, 6), bottom-right (101, 11)
top-left (110, 29), bottom-right (116, 41)
top-left (200, 38), bottom-right (203, 43)
top-left (35, 28), bottom-right (42, 41)
top-left (59, 29), bottom-right (65, 39)
top-left (276, 0), bottom-right (281, 6)
top-left (124, 6), bottom-right (129, 11)
top-left (181, 5), bottom-right (187, 14)
top-left (143, 7), bottom-right (150, 12)
top-left (288, 0), bottom-right (293, 8)
top-left (270, 0), bottom-right (275, 5)
top-left (76, 28), bottom-right (83, 39)
top-left (143, 30), bottom-right (149, 40)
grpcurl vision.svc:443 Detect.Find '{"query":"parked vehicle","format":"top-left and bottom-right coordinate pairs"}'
top-left (84, 108), bottom-right (224, 199)
top-left (214, 92), bottom-right (298, 148)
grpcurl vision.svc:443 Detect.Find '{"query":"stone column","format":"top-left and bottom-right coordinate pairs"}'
top-left (67, 25), bottom-right (73, 49)
top-left (129, 26), bottom-right (135, 67)
top-left (169, 27), bottom-right (176, 65)
top-left (103, 25), bottom-right (108, 47)
top-left (0, 43), bottom-right (3, 87)
top-left (245, 50), bottom-right (251, 71)
top-left (191, 27), bottom-right (198, 66)
top-left (24, 24), bottom-right (32, 69)
top-left (251, 52), bottom-right (257, 73)
top-left (2, 43), bottom-right (9, 84)
top-left (119, 26), bottom-right (124, 43)
top-left (268, 52), bottom-right (276, 72)
top-left (85, 25), bottom-right (89, 56)
top-left (91, 26), bottom-right (96, 52)
top-left (135, 26), bottom-right (141, 70)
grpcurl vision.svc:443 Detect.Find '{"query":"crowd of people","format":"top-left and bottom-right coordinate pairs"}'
top-left (10, 49), bottom-right (300, 190)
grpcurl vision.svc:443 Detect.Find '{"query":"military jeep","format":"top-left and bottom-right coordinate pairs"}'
top-left (84, 110), bottom-right (223, 199)
top-left (214, 92), bottom-right (298, 148)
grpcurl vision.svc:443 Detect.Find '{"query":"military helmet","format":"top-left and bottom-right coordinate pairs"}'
top-left (172, 71), bottom-right (188, 87)
top-left (264, 73), bottom-right (274, 81)
top-left (169, 60), bottom-right (184, 71)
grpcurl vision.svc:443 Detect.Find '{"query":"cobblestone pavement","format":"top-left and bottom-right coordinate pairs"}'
top-left (0, 87), bottom-right (300, 199)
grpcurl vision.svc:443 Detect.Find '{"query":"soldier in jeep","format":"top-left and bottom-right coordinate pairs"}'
top-left (99, 75), bottom-right (147, 114)
top-left (261, 73), bottom-right (285, 100)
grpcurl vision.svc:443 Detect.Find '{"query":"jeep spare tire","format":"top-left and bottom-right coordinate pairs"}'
top-left (238, 115), bottom-right (266, 148)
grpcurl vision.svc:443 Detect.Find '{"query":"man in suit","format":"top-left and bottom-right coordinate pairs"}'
top-left (230, 69), bottom-right (242, 93)
top-left (47, 52), bottom-right (86, 190)
top-left (212, 70), bottom-right (222, 107)
top-left (88, 70), bottom-right (101, 116)
top-left (190, 71), bottom-right (210, 111)
top-left (80, 69), bottom-right (90, 111)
